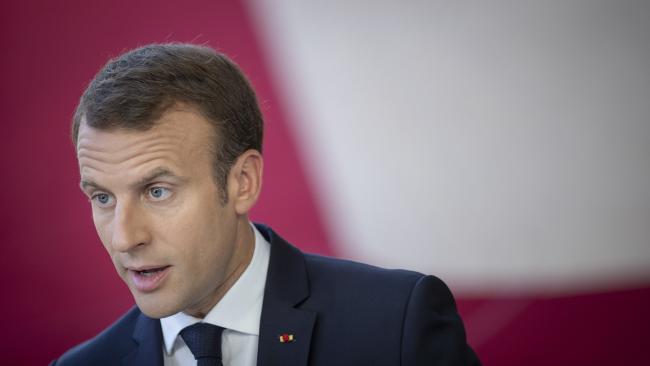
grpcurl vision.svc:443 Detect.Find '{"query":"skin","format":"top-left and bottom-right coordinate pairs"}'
top-left (76, 104), bottom-right (263, 318)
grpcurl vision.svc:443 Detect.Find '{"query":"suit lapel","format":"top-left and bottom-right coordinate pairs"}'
top-left (122, 311), bottom-right (164, 366)
top-left (256, 225), bottom-right (317, 366)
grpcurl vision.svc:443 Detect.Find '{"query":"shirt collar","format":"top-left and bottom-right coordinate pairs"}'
top-left (159, 223), bottom-right (271, 355)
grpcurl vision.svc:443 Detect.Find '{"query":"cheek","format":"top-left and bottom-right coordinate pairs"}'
top-left (91, 211), bottom-right (113, 250)
top-left (173, 219), bottom-right (223, 262)
top-left (166, 191), bottom-right (228, 244)
top-left (170, 206), bottom-right (234, 268)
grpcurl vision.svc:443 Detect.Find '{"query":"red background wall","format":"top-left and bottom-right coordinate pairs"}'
top-left (1, 1), bottom-right (648, 365)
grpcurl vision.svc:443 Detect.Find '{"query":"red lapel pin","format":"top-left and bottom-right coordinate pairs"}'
top-left (279, 333), bottom-right (295, 343)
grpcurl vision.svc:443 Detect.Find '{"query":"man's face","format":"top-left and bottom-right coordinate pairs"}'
top-left (77, 106), bottom-right (250, 318)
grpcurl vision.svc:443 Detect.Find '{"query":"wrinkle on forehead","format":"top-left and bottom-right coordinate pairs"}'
top-left (78, 140), bottom-right (184, 166)
top-left (76, 108), bottom-right (215, 183)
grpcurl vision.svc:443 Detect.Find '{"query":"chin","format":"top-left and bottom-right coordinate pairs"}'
top-left (132, 293), bottom-right (181, 319)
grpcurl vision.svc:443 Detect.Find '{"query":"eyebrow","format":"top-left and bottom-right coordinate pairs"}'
top-left (79, 167), bottom-right (185, 192)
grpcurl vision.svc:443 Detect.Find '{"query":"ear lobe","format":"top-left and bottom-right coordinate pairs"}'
top-left (231, 150), bottom-right (263, 215)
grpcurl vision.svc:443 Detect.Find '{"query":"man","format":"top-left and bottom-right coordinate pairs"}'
top-left (52, 43), bottom-right (480, 366)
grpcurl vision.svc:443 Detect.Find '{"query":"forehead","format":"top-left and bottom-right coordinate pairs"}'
top-left (76, 107), bottom-right (215, 184)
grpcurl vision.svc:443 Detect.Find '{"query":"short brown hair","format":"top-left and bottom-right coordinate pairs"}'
top-left (72, 43), bottom-right (264, 203)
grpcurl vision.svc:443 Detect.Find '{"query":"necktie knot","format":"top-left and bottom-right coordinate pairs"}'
top-left (180, 323), bottom-right (224, 365)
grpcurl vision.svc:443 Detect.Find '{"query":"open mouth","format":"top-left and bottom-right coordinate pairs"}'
top-left (136, 266), bottom-right (169, 276)
top-left (129, 265), bottom-right (171, 292)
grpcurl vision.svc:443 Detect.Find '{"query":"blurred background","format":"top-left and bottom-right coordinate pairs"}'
top-left (2, 0), bottom-right (649, 364)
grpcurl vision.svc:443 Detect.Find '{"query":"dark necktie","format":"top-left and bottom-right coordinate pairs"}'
top-left (180, 323), bottom-right (225, 366)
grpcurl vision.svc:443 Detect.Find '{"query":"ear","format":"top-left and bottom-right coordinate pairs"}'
top-left (228, 149), bottom-right (263, 215)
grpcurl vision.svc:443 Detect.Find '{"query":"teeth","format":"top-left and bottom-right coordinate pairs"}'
top-left (138, 268), bottom-right (163, 276)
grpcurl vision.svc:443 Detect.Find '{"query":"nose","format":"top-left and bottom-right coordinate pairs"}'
top-left (110, 200), bottom-right (149, 252)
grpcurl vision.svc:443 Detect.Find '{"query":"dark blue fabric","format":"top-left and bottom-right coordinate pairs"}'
top-left (50, 224), bottom-right (481, 366)
top-left (180, 323), bottom-right (224, 366)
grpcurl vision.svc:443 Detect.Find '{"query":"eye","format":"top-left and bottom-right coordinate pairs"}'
top-left (147, 186), bottom-right (172, 201)
top-left (91, 192), bottom-right (115, 208)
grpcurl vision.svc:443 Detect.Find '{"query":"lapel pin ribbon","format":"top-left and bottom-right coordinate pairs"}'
top-left (279, 333), bottom-right (295, 343)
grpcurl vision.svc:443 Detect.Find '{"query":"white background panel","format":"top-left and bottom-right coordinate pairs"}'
top-left (249, 0), bottom-right (650, 294)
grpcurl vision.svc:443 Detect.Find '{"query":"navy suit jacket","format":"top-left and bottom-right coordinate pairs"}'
top-left (52, 224), bottom-right (480, 365)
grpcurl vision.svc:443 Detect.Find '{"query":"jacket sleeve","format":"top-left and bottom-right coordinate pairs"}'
top-left (400, 275), bottom-right (481, 366)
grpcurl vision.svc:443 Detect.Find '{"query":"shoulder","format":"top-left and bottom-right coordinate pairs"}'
top-left (258, 223), bottom-right (437, 295)
top-left (301, 252), bottom-right (480, 364)
top-left (296, 251), bottom-right (481, 365)
top-left (51, 306), bottom-right (141, 366)
top-left (304, 252), bottom-right (425, 291)
top-left (302, 252), bottom-right (453, 310)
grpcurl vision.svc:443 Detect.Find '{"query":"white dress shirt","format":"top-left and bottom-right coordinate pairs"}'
top-left (160, 224), bottom-right (271, 366)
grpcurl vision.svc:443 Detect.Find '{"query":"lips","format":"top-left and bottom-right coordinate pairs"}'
top-left (127, 265), bottom-right (171, 293)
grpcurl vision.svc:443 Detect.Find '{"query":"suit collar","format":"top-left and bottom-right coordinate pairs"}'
top-left (255, 224), bottom-right (317, 366)
top-left (122, 311), bottom-right (164, 366)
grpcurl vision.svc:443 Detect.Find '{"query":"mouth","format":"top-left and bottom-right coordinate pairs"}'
top-left (127, 265), bottom-right (171, 293)
top-left (134, 266), bottom-right (168, 276)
